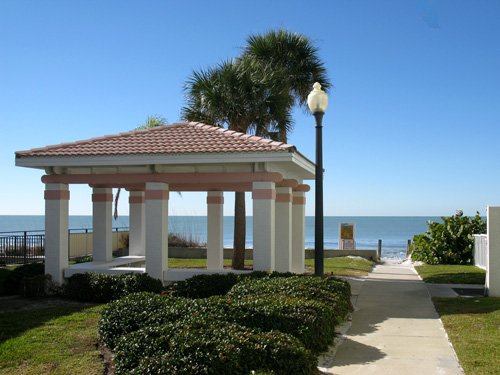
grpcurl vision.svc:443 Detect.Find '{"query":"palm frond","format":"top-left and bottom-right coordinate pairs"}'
top-left (243, 29), bottom-right (330, 106)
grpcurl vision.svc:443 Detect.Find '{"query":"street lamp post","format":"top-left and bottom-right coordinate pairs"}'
top-left (307, 82), bottom-right (328, 277)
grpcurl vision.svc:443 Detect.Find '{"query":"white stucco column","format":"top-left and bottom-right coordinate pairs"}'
top-left (129, 191), bottom-right (145, 256)
top-left (44, 183), bottom-right (69, 284)
top-left (275, 187), bottom-right (293, 272)
top-left (487, 206), bottom-right (500, 296)
top-left (292, 191), bottom-right (307, 274)
top-left (92, 188), bottom-right (113, 262)
top-left (145, 182), bottom-right (169, 281)
top-left (252, 181), bottom-right (275, 271)
top-left (207, 191), bottom-right (224, 270)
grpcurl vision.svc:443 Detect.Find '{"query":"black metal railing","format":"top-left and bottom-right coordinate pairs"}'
top-left (0, 227), bottom-right (129, 266)
top-left (0, 230), bottom-right (45, 266)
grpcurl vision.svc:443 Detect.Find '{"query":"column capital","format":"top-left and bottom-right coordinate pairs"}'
top-left (252, 181), bottom-right (276, 200)
top-left (92, 187), bottom-right (113, 202)
top-left (276, 186), bottom-right (293, 203)
top-left (207, 191), bottom-right (224, 205)
top-left (44, 184), bottom-right (70, 201)
top-left (292, 191), bottom-right (306, 205)
top-left (145, 182), bottom-right (169, 200)
top-left (129, 191), bottom-right (145, 204)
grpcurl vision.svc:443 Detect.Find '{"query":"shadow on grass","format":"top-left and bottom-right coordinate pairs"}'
top-left (0, 302), bottom-right (94, 344)
top-left (422, 273), bottom-right (485, 284)
top-left (433, 297), bottom-right (500, 316)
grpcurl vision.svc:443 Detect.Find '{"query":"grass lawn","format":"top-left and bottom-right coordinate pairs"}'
top-left (433, 297), bottom-right (500, 375)
top-left (305, 257), bottom-right (373, 277)
top-left (169, 257), bottom-right (373, 277)
top-left (0, 258), bottom-right (371, 374)
top-left (0, 304), bottom-right (105, 375)
top-left (415, 264), bottom-right (486, 284)
top-left (168, 258), bottom-right (254, 269)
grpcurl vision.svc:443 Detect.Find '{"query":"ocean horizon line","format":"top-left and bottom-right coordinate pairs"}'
top-left (0, 214), bottom-right (443, 218)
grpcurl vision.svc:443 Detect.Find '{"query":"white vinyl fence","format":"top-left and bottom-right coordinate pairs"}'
top-left (473, 234), bottom-right (488, 270)
top-left (69, 230), bottom-right (129, 258)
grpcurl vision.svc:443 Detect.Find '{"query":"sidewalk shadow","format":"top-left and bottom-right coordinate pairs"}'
top-left (319, 337), bottom-right (385, 369)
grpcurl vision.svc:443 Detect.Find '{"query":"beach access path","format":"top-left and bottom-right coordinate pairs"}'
top-left (320, 261), bottom-right (463, 374)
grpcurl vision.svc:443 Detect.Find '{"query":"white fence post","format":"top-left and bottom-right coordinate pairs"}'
top-left (486, 206), bottom-right (500, 297)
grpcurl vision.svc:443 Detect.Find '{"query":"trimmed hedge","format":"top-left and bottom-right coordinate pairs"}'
top-left (2, 263), bottom-right (45, 295)
top-left (228, 275), bottom-right (352, 321)
top-left (22, 274), bottom-right (52, 297)
top-left (168, 273), bottom-right (240, 298)
top-left (228, 295), bottom-right (336, 353)
top-left (167, 271), bottom-right (296, 299)
top-left (0, 268), bottom-right (11, 295)
top-left (115, 317), bottom-right (316, 375)
top-left (98, 292), bottom-right (188, 349)
top-left (64, 272), bottom-right (163, 303)
top-left (226, 276), bottom-right (352, 352)
top-left (99, 273), bottom-right (353, 373)
top-left (98, 292), bottom-right (230, 349)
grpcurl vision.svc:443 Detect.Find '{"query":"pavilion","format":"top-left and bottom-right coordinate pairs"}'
top-left (15, 122), bottom-right (314, 284)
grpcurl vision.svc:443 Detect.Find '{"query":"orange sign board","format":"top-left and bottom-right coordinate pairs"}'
top-left (339, 223), bottom-right (356, 250)
top-left (340, 223), bottom-right (354, 240)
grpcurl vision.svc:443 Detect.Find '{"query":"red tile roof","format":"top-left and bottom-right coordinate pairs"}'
top-left (16, 122), bottom-right (295, 157)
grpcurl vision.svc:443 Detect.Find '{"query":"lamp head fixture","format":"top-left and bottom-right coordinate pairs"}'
top-left (307, 82), bottom-right (328, 114)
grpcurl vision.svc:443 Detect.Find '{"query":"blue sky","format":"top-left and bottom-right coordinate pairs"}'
top-left (1, 0), bottom-right (499, 217)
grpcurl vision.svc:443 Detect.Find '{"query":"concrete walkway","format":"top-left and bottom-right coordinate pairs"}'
top-left (320, 262), bottom-right (463, 374)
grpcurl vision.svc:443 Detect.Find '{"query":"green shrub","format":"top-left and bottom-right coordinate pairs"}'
top-left (117, 273), bottom-right (163, 297)
top-left (64, 273), bottom-right (114, 302)
top-left (114, 324), bottom-right (176, 373)
top-left (98, 292), bottom-right (221, 349)
top-left (411, 211), bottom-right (486, 265)
top-left (168, 273), bottom-right (240, 298)
top-left (228, 275), bottom-right (352, 312)
top-left (64, 272), bottom-right (163, 303)
top-left (0, 268), bottom-right (12, 295)
top-left (228, 295), bottom-right (336, 353)
top-left (99, 273), bottom-right (353, 372)
top-left (73, 255), bottom-right (93, 264)
top-left (116, 317), bottom-right (316, 375)
top-left (21, 274), bottom-right (52, 297)
top-left (167, 271), bottom-right (297, 299)
top-left (4, 263), bottom-right (44, 295)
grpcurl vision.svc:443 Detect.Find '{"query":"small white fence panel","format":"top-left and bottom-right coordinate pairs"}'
top-left (473, 234), bottom-right (488, 270)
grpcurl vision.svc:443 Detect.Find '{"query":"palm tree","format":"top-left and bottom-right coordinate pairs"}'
top-left (182, 29), bottom-right (329, 270)
top-left (182, 60), bottom-right (292, 269)
top-left (135, 115), bottom-right (168, 130)
top-left (242, 29), bottom-right (330, 141)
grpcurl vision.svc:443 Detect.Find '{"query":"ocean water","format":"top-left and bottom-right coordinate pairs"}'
top-left (0, 215), bottom-right (439, 259)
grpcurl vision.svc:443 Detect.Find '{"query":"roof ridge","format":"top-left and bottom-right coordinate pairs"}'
top-left (15, 121), bottom-right (296, 157)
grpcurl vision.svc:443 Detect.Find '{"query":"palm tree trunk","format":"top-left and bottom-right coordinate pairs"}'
top-left (232, 191), bottom-right (246, 270)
